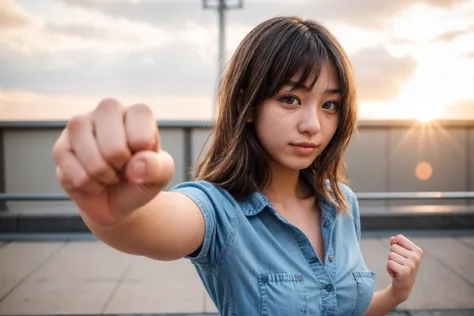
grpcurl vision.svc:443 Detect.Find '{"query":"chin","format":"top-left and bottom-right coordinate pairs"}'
top-left (280, 158), bottom-right (315, 171)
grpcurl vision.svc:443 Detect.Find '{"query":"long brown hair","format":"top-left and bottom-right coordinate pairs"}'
top-left (194, 16), bottom-right (358, 212)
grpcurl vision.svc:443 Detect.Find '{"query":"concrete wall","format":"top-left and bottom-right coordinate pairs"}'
top-left (345, 127), bottom-right (389, 211)
top-left (1, 120), bottom-right (473, 214)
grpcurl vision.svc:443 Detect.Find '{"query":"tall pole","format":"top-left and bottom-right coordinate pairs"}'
top-left (203, 0), bottom-right (243, 119)
top-left (218, 0), bottom-right (225, 82)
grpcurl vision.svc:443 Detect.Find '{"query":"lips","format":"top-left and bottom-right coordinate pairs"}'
top-left (291, 142), bottom-right (319, 148)
top-left (290, 142), bottom-right (320, 155)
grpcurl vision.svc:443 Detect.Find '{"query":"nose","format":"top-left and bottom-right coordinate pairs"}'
top-left (298, 106), bottom-right (321, 135)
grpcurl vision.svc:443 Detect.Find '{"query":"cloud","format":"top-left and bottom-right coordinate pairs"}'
top-left (0, 0), bottom-right (33, 29)
top-left (58, 0), bottom-right (471, 31)
top-left (433, 25), bottom-right (474, 42)
top-left (350, 47), bottom-right (418, 101)
top-left (44, 22), bottom-right (141, 41)
top-left (2, 0), bottom-right (468, 119)
top-left (443, 100), bottom-right (474, 119)
top-left (464, 51), bottom-right (474, 58)
top-left (0, 43), bottom-right (417, 105)
top-left (0, 41), bottom-right (217, 97)
top-left (0, 1), bottom-right (169, 56)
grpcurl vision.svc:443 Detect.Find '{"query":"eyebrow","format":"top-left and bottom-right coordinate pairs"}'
top-left (286, 81), bottom-right (341, 95)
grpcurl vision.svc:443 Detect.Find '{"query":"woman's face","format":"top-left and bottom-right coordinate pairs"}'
top-left (253, 61), bottom-right (341, 172)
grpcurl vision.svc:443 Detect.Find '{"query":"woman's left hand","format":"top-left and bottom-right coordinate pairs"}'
top-left (386, 234), bottom-right (423, 304)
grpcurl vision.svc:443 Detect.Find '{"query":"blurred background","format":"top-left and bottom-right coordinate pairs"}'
top-left (1, 0), bottom-right (474, 121)
top-left (0, 0), bottom-right (473, 315)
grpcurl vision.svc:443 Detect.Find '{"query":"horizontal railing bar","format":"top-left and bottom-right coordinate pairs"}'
top-left (0, 194), bottom-right (71, 201)
top-left (0, 192), bottom-right (473, 201)
top-left (1, 119), bottom-right (474, 129)
top-left (0, 120), bottom-right (215, 129)
top-left (357, 192), bottom-right (474, 200)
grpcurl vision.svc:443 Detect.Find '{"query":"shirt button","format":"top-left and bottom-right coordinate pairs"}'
top-left (323, 221), bottom-right (329, 228)
top-left (329, 255), bottom-right (334, 262)
top-left (326, 284), bottom-right (334, 292)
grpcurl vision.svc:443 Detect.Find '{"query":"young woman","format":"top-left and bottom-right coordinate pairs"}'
top-left (53, 16), bottom-right (423, 316)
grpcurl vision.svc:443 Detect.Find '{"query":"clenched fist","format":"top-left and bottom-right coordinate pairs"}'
top-left (52, 99), bottom-right (175, 227)
top-left (387, 234), bottom-right (423, 304)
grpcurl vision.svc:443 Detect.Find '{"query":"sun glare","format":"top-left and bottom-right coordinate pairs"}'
top-left (417, 114), bottom-right (434, 124)
top-left (414, 105), bottom-right (444, 123)
top-left (389, 59), bottom-right (451, 123)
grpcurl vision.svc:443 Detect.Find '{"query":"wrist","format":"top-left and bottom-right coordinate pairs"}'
top-left (386, 284), bottom-right (405, 306)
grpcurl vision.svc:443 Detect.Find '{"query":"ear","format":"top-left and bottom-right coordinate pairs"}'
top-left (247, 108), bottom-right (254, 123)
top-left (247, 111), bottom-right (253, 123)
top-left (239, 89), bottom-right (253, 123)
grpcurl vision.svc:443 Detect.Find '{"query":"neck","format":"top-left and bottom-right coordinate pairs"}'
top-left (263, 161), bottom-right (312, 205)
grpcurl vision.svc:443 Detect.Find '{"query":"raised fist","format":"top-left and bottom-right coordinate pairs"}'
top-left (52, 99), bottom-right (174, 227)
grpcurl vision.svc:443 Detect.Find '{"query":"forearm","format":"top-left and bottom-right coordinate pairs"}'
top-left (365, 285), bottom-right (400, 316)
top-left (80, 191), bottom-right (206, 261)
top-left (81, 199), bottom-right (162, 256)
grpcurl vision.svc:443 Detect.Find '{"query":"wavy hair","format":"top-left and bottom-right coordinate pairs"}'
top-left (194, 16), bottom-right (358, 212)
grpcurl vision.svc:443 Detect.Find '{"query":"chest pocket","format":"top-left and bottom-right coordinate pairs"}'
top-left (257, 273), bottom-right (307, 316)
top-left (351, 271), bottom-right (376, 316)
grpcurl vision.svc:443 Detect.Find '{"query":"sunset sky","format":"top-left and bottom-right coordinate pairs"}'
top-left (1, 0), bottom-right (474, 121)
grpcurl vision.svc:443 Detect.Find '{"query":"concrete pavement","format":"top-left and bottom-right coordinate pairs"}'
top-left (0, 234), bottom-right (473, 315)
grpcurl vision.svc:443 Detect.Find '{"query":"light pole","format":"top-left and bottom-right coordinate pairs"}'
top-left (203, 0), bottom-right (244, 118)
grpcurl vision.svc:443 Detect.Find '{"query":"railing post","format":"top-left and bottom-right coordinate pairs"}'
top-left (184, 127), bottom-right (193, 181)
top-left (0, 128), bottom-right (6, 211)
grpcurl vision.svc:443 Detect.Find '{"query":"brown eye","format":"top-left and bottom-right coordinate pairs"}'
top-left (322, 101), bottom-right (338, 110)
top-left (280, 95), bottom-right (300, 105)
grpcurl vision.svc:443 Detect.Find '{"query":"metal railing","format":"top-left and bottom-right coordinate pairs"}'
top-left (1, 120), bottom-right (474, 209)
top-left (0, 191), bottom-right (473, 201)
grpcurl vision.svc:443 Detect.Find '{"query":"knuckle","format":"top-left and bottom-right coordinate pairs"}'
top-left (88, 161), bottom-right (111, 178)
top-left (72, 173), bottom-right (91, 188)
top-left (104, 145), bottom-right (131, 165)
top-left (52, 132), bottom-right (71, 164)
top-left (52, 143), bottom-right (64, 162)
top-left (67, 114), bottom-right (88, 132)
top-left (129, 135), bottom-right (154, 149)
top-left (131, 103), bottom-right (153, 115)
top-left (97, 98), bottom-right (122, 112)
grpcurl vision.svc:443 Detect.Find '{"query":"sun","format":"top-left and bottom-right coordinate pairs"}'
top-left (417, 114), bottom-right (434, 124)
top-left (391, 62), bottom-right (449, 123)
top-left (414, 106), bottom-right (444, 123)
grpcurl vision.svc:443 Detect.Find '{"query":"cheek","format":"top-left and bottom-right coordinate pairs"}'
top-left (321, 116), bottom-right (339, 140)
top-left (255, 112), bottom-right (288, 149)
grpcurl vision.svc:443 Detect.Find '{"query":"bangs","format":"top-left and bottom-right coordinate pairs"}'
top-left (265, 27), bottom-right (332, 98)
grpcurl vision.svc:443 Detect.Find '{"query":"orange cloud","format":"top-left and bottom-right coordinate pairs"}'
top-left (0, 0), bottom-right (33, 29)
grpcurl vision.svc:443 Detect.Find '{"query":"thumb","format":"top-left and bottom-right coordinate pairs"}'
top-left (109, 149), bottom-right (175, 216)
top-left (126, 150), bottom-right (174, 186)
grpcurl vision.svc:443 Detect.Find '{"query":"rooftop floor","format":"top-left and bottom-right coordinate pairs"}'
top-left (0, 233), bottom-right (473, 315)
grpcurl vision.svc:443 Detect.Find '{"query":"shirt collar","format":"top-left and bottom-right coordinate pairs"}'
top-left (238, 171), bottom-right (336, 216)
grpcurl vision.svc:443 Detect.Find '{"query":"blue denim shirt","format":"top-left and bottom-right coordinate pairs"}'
top-left (170, 174), bottom-right (375, 316)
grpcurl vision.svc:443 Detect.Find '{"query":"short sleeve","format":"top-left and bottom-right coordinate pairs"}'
top-left (352, 196), bottom-right (362, 243)
top-left (169, 180), bottom-right (239, 265)
top-left (340, 183), bottom-right (362, 243)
